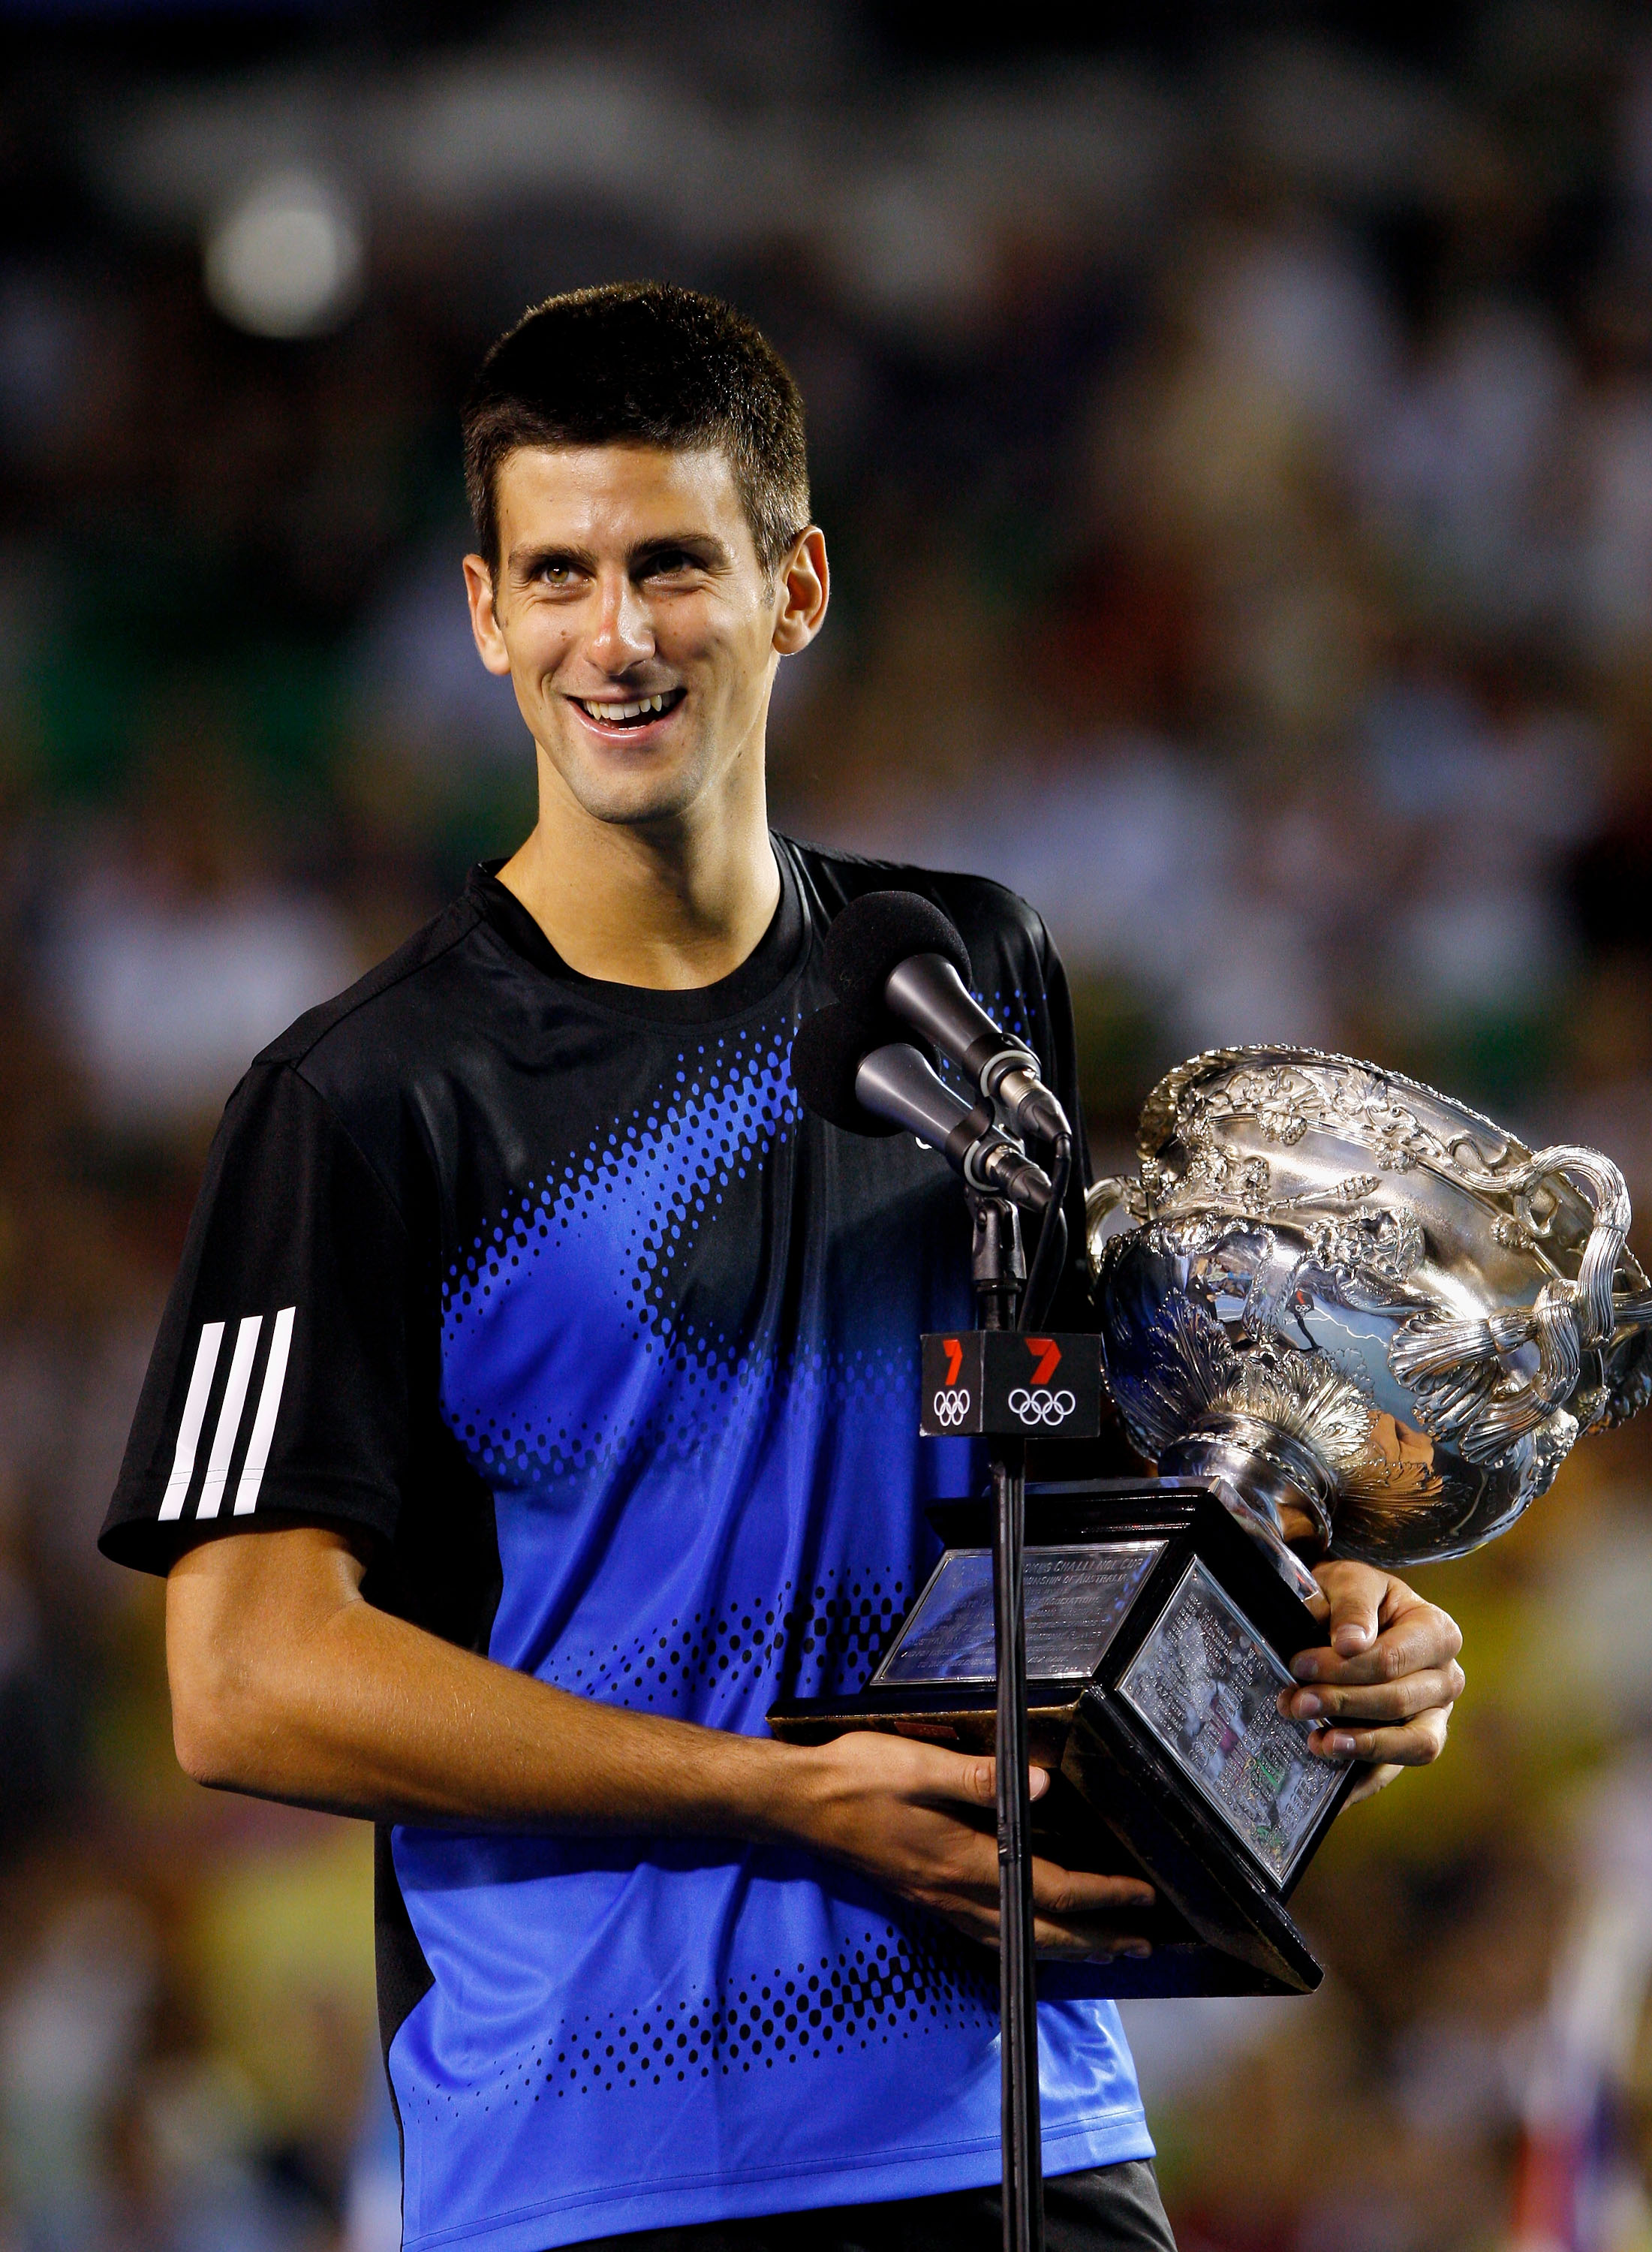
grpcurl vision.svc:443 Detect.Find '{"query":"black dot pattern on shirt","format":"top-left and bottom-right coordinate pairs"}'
top-left (442, 1019), bottom-right (798, 1356)
top-left (438, 1015), bottom-right (936, 1490)
top-left (544, 1569), bottom-right (912, 1709)
top-left (399, 1922), bottom-right (997, 2123)
top-left (440, 988), bottom-right (1038, 1387)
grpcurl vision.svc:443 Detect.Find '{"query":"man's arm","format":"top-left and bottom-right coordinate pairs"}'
top-left (169, 1529), bottom-right (1464, 1960)
top-left (167, 1524), bottom-right (1157, 1961)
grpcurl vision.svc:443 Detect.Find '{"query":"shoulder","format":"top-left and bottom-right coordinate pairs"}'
top-left (251, 890), bottom-right (487, 1088)
top-left (781, 836), bottom-right (1052, 972)
top-left (236, 889), bottom-right (499, 1179)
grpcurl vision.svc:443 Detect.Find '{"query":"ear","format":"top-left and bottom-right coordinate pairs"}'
top-left (463, 553), bottom-right (513, 678)
top-left (772, 526), bottom-right (829, 657)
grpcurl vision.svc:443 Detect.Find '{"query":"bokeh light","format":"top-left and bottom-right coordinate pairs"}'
top-left (203, 171), bottom-right (363, 340)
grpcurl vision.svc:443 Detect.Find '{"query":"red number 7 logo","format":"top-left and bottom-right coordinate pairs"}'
top-left (941, 1338), bottom-right (964, 1388)
top-left (1025, 1337), bottom-right (1061, 1386)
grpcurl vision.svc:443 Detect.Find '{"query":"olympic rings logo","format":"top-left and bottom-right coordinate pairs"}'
top-left (1007, 1388), bottom-right (1076, 1426)
top-left (931, 1389), bottom-right (973, 1428)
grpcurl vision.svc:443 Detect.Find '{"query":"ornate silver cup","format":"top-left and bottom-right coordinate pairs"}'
top-left (1088, 1048), bottom-right (1652, 1579)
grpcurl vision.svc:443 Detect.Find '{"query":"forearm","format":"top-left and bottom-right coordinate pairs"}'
top-left (164, 1525), bottom-right (1160, 1961)
top-left (167, 1534), bottom-right (815, 1840)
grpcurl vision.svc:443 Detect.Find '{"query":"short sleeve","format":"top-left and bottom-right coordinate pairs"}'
top-left (100, 1062), bottom-right (415, 1574)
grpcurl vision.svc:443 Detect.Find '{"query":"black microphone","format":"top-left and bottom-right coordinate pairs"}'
top-left (822, 892), bottom-right (1070, 1146)
top-left (790, 1004), bottom-right (1054, 1215)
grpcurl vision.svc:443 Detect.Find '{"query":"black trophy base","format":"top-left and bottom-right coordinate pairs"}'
top-left (767, 1480), bottom-right (1356, 1998)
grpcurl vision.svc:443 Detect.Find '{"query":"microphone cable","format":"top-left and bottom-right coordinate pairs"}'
top-left (1017, 1130), bottom-right (1071, 1334)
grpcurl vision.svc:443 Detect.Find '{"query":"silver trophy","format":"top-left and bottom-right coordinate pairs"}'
top-left (1089, 1046), bottom-right (1652, 1588)
top-left (774, 1043), bottom-right (1652, 1997)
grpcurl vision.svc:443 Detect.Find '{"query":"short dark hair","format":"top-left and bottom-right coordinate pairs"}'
top-left (462, 282), bottom-right (811, 578)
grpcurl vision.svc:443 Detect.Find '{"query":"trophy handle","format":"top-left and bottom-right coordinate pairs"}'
top-left (1389, 1145), bottom-right (1631, 1466)
top-left (1497, 1145), bottom-right (1629, 1347)
top-left (1085, 1174), bottom-right (1148, 1275)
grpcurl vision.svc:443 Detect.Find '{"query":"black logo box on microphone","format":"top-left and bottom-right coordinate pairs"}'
top-left (919, 1332), bottom-right (1102, 1439)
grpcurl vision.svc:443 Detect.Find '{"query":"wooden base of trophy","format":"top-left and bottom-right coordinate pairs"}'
top-left (768, 1480), bottom-right (1357, 1998)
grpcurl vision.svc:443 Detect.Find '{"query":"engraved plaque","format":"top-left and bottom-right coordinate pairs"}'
top-left (767, 1485), bottom-right (1358, 1995)
top-left (1118, 1559), bottom-right (1342, 1884)
top-left (873, 1543), bottom-right (1164, 1687)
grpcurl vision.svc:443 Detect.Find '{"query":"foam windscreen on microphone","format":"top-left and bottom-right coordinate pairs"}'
top-left (789, 1003), bottom-right (903, 1136)
top-left (822, 891), bottom-right (973, 1017)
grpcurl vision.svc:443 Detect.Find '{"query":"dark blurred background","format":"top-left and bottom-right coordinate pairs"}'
top-left (3, 2), bottom-right (1652, 2246)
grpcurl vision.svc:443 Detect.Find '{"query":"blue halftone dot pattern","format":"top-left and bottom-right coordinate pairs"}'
top-left (933, 986), bottom-right (1038, 1103)
top-left (979, 986), bottom-right (1036, 1051)
top-left (440, 1016), bottom-right (806, 1483)
top-left (433, 1007), bottom-right (964, 1708)
top-left (543, 1567), bottom-right (914, 1711)
top-left (443, 1016), bottom-right (798, 1347)
top-left (393, 1920), bottom-right (997, 2130)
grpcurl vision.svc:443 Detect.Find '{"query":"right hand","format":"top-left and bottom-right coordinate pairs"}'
top-left (790, 1730), bottom-right (1154, 1962)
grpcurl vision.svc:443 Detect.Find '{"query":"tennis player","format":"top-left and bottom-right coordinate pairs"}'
top-left (100, 285), bottom-right (1464, 2252)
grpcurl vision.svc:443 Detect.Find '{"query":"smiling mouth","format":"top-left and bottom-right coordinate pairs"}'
top-left (570, 688), bottom-right (686, 730)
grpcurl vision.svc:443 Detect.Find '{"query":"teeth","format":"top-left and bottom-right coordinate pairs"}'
top-left (578, 692), bottom-right (672, 722)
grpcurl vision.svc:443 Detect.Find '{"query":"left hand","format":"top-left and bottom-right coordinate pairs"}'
top-left (1276, 1560), bottom-right (1464, 1808)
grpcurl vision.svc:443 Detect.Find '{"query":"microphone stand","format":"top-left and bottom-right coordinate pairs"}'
top-left (968, 1191), bottom-right (1044, 2252)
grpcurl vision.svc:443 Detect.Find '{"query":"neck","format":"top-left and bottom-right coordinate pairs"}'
top-left (497, 754), bottom-right (781, 991)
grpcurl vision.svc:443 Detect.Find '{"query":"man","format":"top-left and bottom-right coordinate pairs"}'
top-left (101, 285), bottom-right (1464, 2252)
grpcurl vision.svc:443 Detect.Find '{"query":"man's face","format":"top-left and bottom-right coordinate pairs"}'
top-left (464, 444), bottom-right (821, 832)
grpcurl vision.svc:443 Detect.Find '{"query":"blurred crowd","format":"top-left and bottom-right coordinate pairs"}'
top-left (4, 3), bottom-right (1652, 2247)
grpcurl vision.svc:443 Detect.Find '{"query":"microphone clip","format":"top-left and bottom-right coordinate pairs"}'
top-left (981, 1049), bottom-right (1070, 1149)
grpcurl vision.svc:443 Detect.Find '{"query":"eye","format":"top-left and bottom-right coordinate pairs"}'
top-left (642, 549), bottom-right (699, 579)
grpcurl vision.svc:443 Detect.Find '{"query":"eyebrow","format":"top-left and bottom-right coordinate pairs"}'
top-left (630, 532), bottom-right (732, 571)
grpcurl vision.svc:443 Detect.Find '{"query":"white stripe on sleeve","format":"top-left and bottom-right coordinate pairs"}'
top-left (158, 1321), bottom-right (226, 1522)
top-left (195, 1314), bottom-right (263, 1521)
top-left (232, 1306), bottom-right (295, 1517)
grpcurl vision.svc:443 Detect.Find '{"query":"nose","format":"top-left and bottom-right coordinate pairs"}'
top-left (586, 568), bottom-right (654, 674)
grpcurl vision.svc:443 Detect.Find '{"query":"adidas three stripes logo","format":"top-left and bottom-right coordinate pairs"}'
top-left (159, 1309), bottom-right (296, 1522)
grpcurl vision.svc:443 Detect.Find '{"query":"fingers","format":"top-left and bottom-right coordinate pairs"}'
top-left (1292, 1610), bottom-right (1461, 1690)
top-left (1294, 1585), bottom-right (1462, 1692)
top-left (1284, 1565), bottom-right (1463, 1793)
top-left (1029, 1858), bottom-right (1155, 1959)
top-left (945, 1755), bottom-right (1053, 1811)
top-left (1277, 1564), bottom-right (1461, 1796)
top-left (931, 1895), bottom-right (1154, 1961)
top-left (1277, 1659), bottom-right (1465, 1728)
top-left (1030, 1859), bottom-right (1154, 1958)
top-left (911, 1855), bottom-right (1157, 1963)
top-left (1032, 1917), bottom-right (1153, 1962)
top-left (1298, 1705), bottom-right (1453, 1772)
top-left (1029, 1860), bottom-right (1154, 1919)
top-left (1309, 1558), bottom-right (1384, 1659)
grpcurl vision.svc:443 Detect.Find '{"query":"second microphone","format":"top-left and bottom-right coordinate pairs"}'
top-left (790, 1001), bottom-right (1054, 1215)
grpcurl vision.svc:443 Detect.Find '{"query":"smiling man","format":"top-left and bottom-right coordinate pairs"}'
top-left (99, 285), bottom-right (1463, 2252)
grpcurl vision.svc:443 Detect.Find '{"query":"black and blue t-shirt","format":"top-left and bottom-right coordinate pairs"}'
top-left (101, 836), bottom-right (1151, 2252)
